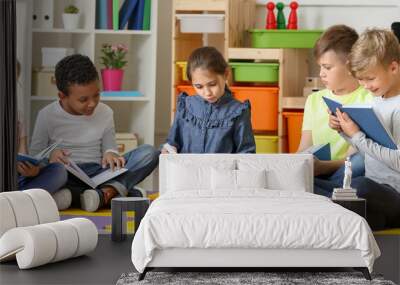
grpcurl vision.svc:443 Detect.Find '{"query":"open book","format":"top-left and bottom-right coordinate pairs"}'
top-left (301, 143), bottom-right (331, 161)
top-left (323, 96), bottom-right (398, 150)
top-left (17, 140), bottom-right (62, 165)
top-left (64, 160), bottom-right (128, 189)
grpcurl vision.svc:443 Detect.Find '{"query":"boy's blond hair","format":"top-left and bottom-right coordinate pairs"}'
top-left (349, 28), bottom-right (400, 76)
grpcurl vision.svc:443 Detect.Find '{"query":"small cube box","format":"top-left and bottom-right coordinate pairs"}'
top-left (31, 69), bottom-right (58, 96)
top-left (41, 47), bottom-right (74, 68)
top-left (116, 133), bottom-right (138, 155)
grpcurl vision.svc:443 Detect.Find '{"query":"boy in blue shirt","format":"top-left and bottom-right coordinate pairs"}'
top-left (30, 54), bottom-right (159, 212)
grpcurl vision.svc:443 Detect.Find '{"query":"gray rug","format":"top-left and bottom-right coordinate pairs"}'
top-left (117, 271), bottom-right (395, 285)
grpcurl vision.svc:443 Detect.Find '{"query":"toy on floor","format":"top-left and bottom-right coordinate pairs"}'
top-left (265, 1), bottom-right (298, 30)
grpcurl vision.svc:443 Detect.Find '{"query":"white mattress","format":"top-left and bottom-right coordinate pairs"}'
top-left (131, 190), bottom-right (380, 273)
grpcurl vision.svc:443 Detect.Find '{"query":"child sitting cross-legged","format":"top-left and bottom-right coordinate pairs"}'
top-left (30, 54), bottom-right (159, 212)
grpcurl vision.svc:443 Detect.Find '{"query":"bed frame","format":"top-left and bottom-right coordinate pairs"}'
top-left (139, 248), bottom-right (370, 280)
top-left (138, 154), bottom-right (371, 281)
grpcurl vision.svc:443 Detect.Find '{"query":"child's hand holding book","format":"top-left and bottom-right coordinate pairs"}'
top-left (49, 149), bottom-right (71, 165)
top-left (336, 109), bottom-right (360, 137)
top-left (102, 152), bottom-right (125, 171)
top-left (17, 161), bottom-right (40, 177)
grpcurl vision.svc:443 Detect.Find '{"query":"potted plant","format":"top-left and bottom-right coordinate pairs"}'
top-left (62, 5), bottom-right (80, 30)
top-left (100, 43), bottom-right (128, 91)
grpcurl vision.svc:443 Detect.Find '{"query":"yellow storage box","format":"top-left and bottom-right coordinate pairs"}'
top-left (254, 135), bottom-right (279, 153)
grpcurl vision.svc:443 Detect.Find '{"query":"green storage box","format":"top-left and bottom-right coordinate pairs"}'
top-left (229, 62), bottom-right (279, 83)
top-left (249, 29), bottom-right (323, 48)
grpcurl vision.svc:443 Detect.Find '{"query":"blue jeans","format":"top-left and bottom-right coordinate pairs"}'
top-left (66, 144), bottom-right (159, 207)
top-left (314, 176), bottom-right (400, 230)
top-left (18, 162), bottom-right (68, 194)
top-left (327, 152), bottom-right (365, 185)
top-left (314, 153), bottom-right (365, 197)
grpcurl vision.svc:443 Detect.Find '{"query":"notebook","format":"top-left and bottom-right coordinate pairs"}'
top-left (301, 143), bottom-right (331, 161)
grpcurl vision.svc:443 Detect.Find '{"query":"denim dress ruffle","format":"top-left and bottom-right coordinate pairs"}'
top-left (166, 88), bottom-right (256, 153)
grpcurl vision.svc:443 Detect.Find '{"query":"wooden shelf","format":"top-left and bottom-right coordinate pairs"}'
top-left (228, 48), bottom-right (282, 60)
top-left (282, 97), bottom-right (307, 109)
top-left (30, 96), bottom-right (150, 102)
top-left (33, 28), bottom-right (91, 34)
top-left (95, 30), bottom-right (151, 35)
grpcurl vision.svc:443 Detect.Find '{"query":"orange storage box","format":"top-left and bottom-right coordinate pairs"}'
top-left (282, 111), bottom-right (304, 153)
top-left (176, 85), bottom-right (196, 96)
top-left (231, 86), bottom-right (279, 132)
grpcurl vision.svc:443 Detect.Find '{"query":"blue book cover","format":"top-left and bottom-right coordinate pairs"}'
top-left (302, 143), bottom-right (331, 161)
top-left (119, 0), bottom-right (139, 30)
top-left (323, 96), bottom-right (397, 150)
top-left (96, 0), bottom-right (108, 29)
top-left (17, 154), bottom-right (41, 165)
top-left (127, 0), bottom-right (144, 30)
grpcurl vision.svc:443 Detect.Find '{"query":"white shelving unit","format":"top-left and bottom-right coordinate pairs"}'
top-left (29, 0), bottom-right (158, 149)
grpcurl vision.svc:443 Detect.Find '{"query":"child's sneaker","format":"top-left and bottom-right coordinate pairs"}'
top-left (80, 187), bottom-right (117, 212)
top-left (80, 189), bottom-right (103, 212)
top-left (52, 188), bottom-right (72, 210)
top-left (128, 187), bottom-right (146, 197)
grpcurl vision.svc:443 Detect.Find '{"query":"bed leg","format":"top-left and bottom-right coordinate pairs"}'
top-left (138, 268), bottom-right (148, 281)
top-left (354, 267), bottom-right (371, 280)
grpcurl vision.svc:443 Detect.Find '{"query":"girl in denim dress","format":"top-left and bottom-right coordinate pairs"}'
top-left (162, 47), bottom-right (255, 154)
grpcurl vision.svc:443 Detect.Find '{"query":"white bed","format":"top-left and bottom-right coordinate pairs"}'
top-left (131, 154), bottom-right (380, 280)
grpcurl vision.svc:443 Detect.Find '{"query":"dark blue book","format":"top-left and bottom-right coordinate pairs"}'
top-left (17, 140), bottom-right (62, 165)
top-left (127, 0), bottom-right (144, 30)
top-left (96, 0), bottom-right (108, 29)
top-left (323, 96), bottom-right (397, 150)
top-left (17, 154), bottom-right (41, 165)
top-left (119, 0), bottom-right (139, 30)
top-left (301, 143), bottom-right (331, 161)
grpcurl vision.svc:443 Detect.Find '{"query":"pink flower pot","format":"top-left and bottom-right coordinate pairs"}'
top-left (101, 69), bottom-right (124, 91)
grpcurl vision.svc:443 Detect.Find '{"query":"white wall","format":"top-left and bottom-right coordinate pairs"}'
top-left (255, 0), bottom-right (400, 32)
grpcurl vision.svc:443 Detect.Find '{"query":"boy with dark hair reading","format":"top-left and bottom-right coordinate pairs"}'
top-left (30, 54), bottom-right (159, 212)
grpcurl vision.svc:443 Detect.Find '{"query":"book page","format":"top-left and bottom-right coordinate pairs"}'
top-left (64, 160), bottom-right (96, 189)
top-left (35, 139), bottom-right (62, 160)
top-left (91, 168), bottom-right (128, 187)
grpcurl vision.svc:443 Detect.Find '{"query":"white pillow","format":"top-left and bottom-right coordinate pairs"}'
top-left (211, 168), bottom-right (236, 190)
top-left (238, 159), bottom-right (309, 191)
top-left (211, 169), bottom-right (267, 190)
top-left (237, 169), bottom-right (267, 189)
top-left (168, 160), bottom-right (235, 192)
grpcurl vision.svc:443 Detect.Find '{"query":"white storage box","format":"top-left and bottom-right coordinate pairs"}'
top-left (31, 69), bottom-right (58, 96)
top-left (41, 47), bottom-right (75, 68)
top-left (303, 77), bottom-right (325, 97)
top-left (116, 133), bottom-right (138, 155)
top-left (176, 14), bottom-right (225, 33)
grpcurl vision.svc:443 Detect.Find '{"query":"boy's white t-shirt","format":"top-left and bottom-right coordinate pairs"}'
top-left (349, 95), bottom-right (400, 192)
top-left (30, 101), bottom-right (118, 164)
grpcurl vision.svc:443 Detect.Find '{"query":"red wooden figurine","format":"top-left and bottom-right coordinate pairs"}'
top-left (265, 2), bottom-right (277, 29)
top-left (287, 1), bottom-right (299, 30)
